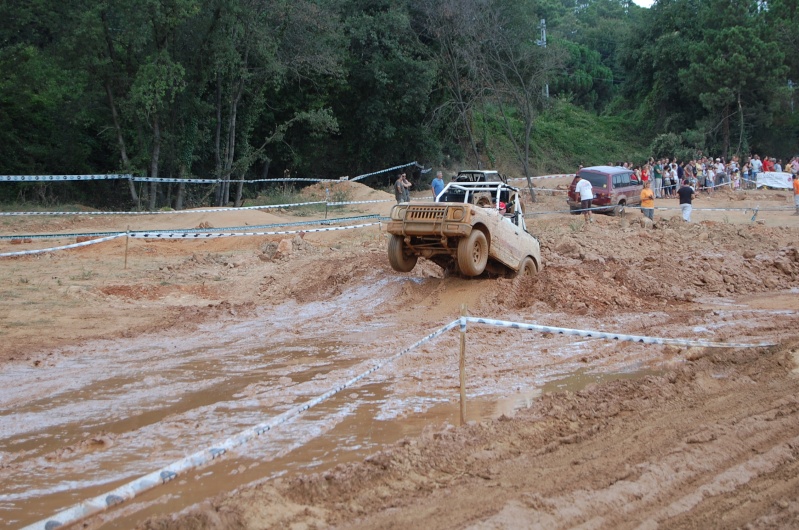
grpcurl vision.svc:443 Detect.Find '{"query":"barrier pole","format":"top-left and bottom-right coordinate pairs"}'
top-left (459, 303), bottom-right (467, 426)
top-left (124, 225), bottom-right (130, 270)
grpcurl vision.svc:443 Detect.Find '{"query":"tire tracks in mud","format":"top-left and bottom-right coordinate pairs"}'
top-left (162, 341), bottom-right (799, 529)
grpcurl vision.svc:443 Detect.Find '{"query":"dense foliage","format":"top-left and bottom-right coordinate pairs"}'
top-left (0, 0), bottom-right (796, 208)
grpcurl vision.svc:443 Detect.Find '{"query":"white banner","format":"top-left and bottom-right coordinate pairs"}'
top-left (757, 172), bottom-right (793, 189)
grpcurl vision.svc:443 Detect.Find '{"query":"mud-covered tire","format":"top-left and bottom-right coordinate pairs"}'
top-left (388, 235), bottom-right (418, 272)
top-left (515, 256), bottom-right (537, 278)
top-left (611, 202), bottom-right (626, 217)
top-left (457, 230), bottom-right (488, 276)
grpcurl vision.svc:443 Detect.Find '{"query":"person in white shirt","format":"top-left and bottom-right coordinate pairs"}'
top-left (751, 155), bottom-right (763, 189)
top-left (574, 176), bottom-right (594, 223)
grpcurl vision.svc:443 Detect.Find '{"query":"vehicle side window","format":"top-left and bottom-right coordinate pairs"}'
top-left (622, 173), bottom-right (630, 186)
top-left (612, 175), bottom-right (620, 189)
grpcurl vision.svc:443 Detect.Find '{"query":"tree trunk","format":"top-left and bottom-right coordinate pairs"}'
top-left (176, 182), bottom-right (185, 210)
top-left (148, 116), bottom-right (161, 211)
top-left (214, 74), bottom-right (223, 206)
top-left (722, 104), bottom-right (731, 160)
top-left (234, 180), bottom-right (244, 207)
top-left (221, 81), bottom-right (243, 206)
top-left (105, 82), bottom-right (138, 203)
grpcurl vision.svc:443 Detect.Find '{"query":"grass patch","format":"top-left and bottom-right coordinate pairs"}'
top-left (472, 98), bottom-right (650, 175)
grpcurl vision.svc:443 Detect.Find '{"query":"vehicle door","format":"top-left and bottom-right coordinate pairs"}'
top-left (489, 197), bottom-right (528, 270)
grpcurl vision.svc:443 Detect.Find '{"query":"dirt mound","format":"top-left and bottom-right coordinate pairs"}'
top-left (301, 180), bottom-right (394, 203)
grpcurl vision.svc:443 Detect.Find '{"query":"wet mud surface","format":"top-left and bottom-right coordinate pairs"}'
top-left (2, 180), bottom-right (799, 529)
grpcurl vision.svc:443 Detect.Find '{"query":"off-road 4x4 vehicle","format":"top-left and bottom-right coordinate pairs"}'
top-left (386, 180), bottom-right (542, 277)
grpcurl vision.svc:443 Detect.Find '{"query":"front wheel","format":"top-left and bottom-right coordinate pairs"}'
top-left (515, 256), bottom-right (537, 278)
top-left (457, 230), bottom-right (488, 276)
top-left (388, 235), bottom-right (418, 272)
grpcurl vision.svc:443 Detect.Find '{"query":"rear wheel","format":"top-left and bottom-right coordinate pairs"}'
top-left (457, 230), bottom-right (488, 276)
top-left (611, 202), bottom-right (626, 217)
top-left (387, 235), bottom-right (418, 272)
top-left (515, 256), bottom-right (537, 278)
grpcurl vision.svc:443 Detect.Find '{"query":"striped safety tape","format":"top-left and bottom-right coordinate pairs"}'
top-left (509, 174), bottom-right (574, 181)
top-left (0, 196), bottom-right (394, 217)
top-left (1, 223), bottom-right (380, 256)
top-left (0, 234), bottom-right (125, 258)
top-left (352, 161), bottom-right (419, 181)
top-left (0, 201), bottom-right (327, 217)
top-left (0, 215), bottom-right (382, 241)
top-left (131, 177), bottom-right (332, 183)
top-left (127, 223), bottom-right (379, 239)
top-left (22, 320), bottom-right (460, 530)
top-left (463, 317), bottom-right (776, 349)
top-left (0, 174), bottom-right (134, 182)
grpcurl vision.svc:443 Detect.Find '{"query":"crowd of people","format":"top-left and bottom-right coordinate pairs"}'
top-left (572, 153), bottom-right (799, 224)
top-left (623, 155), bottom-right (799, 198)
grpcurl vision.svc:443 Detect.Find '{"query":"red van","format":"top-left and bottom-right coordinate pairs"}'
top-left (567, 166), bottom-right (642, 215)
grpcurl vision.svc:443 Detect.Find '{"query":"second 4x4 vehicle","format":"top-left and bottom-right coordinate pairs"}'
top-left (567, 165), bottom-right (642, 215)
top-left (386, 180), bottom-right (542, 277)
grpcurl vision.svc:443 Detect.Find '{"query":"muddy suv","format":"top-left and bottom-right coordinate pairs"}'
top-left (567, 165), bottom-right (642, 215)
top-left (386, 181), bottom-right (542, 277)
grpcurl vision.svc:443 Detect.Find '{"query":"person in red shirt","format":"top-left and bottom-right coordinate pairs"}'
top-left (763, 157), bottom-right (775, 172)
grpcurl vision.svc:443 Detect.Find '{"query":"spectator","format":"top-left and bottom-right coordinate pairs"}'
top-left (640, 180), bottom-right (655, 222)
top-left (763, 156), bottom-right (775, 172)
top-left (715, 158), bottom-right (726, 189)
top-left (431, 171), bottom-right (445, 199)
top-left (677, 179), bottom-right (696, 222)
top-left (574, 174), bottom-right (594, 224)
top-left (793, 174), bottom-right (799, 216)
top-left (751, 155), bottom-right (763, 189)
top-left (653, 159), bottom-right (663, 199)
top-left (395, 173), bottom-right (411, 203)
top-left (775, 159), bottom-right (783, 172)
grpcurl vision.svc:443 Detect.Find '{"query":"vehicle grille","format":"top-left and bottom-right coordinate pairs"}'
top-left (406, 207), bottom-right (446, 221)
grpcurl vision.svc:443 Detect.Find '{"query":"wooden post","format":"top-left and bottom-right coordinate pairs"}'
top-left (124, 225), bottom-right (130, 270)
top-left (459, 303), bottom-right (467, 426)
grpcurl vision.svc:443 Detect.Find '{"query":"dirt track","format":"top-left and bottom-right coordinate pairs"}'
top-left (1, 180), bottom-right (799, 529)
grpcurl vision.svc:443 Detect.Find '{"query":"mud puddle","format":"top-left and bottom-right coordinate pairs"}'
top-left (5, 293), bottom-right (785, 529)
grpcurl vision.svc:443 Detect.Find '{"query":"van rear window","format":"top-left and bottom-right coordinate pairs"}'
top-left (578, 173), bottom-right (608, 189)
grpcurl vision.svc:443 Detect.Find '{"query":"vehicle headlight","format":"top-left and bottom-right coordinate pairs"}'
top-left (447, 207), bottom-right (464, 221)
top-left (391, 205), bottom-right (408, 220)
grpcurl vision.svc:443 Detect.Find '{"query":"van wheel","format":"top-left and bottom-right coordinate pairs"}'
top-left (611, 202), bottom-right (626, 217)
top-left (515, 256), bottom-right (537, 278)
top-left (388, 235), bottom-right (418, 272)
top-left (457, 230), bottom-right (488, 276)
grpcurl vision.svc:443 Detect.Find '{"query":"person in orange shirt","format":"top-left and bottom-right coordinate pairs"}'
top-left (793, 174), bottom-right (799, 215)
top-left (640, 180), bottom-right (655, 221)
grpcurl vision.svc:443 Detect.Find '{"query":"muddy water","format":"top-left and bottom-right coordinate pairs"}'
top-left (3, 292), bottom-right (785, 529)
top-left (0, 335), bottom-right (662, 530)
